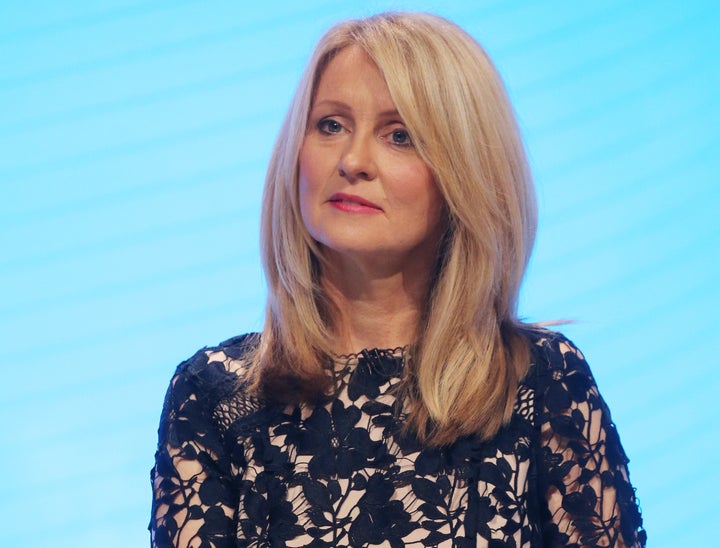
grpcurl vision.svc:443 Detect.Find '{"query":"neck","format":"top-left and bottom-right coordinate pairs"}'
top-left (321, 250), bottom-right (436, 354)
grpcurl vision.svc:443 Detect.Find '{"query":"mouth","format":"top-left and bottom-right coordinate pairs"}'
top-left (327, 193), bottom-right (383, 212)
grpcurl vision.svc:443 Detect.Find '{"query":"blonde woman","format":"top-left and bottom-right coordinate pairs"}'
top-left (151, 12), bottom-right (645, 547)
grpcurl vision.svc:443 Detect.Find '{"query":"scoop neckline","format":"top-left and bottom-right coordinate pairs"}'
top-left (333, 345), bottom-right (410, 361)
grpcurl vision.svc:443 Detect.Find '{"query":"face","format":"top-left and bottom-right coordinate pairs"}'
top-left (298, 46), bottom-right (445, 270)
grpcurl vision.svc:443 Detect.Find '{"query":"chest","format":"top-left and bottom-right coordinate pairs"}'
top-left (226, 389), bottom-right (539, 547)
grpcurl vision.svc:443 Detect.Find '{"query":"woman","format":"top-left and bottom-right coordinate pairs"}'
top-left (150, 12), bottom-right (645, 547)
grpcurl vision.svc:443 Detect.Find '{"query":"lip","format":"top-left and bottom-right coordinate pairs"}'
top-left (327, 192), bottom-right (383, 213)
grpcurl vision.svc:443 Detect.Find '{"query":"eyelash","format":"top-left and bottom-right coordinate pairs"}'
top-left (316, 117), bottom-right (413, 147)
top-left (317, 118), bottom-right (344, 135)
top-left (388, 128), bottom-right (412, 147)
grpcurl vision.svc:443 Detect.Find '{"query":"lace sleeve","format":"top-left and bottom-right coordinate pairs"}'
top-left (150, 351), bottom-right (240, 548)
top-left (536, 336), bottom-right (646, 547)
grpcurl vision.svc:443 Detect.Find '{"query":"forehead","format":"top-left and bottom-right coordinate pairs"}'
top-left (312, 46), bottom-right (396, 110)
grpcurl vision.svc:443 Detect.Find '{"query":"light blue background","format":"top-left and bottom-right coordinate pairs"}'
top-left (1, 1), bottom-right (718, 545)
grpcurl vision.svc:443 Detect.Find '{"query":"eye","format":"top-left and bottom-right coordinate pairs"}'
top-left (317, 118), bottom-right (344, 135)
top-left (388, 128), bottom-right (412, 147)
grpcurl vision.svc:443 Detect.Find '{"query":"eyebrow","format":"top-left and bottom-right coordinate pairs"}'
top-left (311, 99), bottom-right (401, 119)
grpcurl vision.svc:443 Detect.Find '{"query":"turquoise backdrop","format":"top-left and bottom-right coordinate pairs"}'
top-left (1, 1), bottom-right (718, 545)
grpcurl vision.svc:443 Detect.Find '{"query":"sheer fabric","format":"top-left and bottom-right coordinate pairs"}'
top-left (150, 330), bottom-right (645, 547)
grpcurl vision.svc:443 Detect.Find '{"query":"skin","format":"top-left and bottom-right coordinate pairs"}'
top-left (298, 46), bottom-right (446, 353)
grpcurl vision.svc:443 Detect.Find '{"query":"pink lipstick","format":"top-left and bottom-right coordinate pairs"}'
top-left (327, 193), bottom-right (383, 213)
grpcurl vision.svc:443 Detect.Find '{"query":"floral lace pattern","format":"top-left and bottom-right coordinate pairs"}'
top-left (150, 331), bottom-right (646, 547)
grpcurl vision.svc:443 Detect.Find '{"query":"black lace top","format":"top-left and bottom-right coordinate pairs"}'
top-left (150, 330), bottom-right (646, 547)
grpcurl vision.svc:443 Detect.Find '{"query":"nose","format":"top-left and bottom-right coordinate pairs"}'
top-left (338, 133), bottom-right (377, 182)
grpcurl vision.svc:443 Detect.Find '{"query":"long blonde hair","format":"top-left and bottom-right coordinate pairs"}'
top-left (249, 12), bottom-right (537, 445)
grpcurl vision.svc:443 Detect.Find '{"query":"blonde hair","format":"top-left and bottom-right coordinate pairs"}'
top-left (249, 12), bottom-right (537, 445)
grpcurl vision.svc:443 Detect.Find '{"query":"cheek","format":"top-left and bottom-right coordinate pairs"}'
top-left (298, 172), bottom-right (313, 229)
top-left (298, 142), bottom-right (326, 193)
top-left (425, 187), bottom-right (446, 236)
top-left (298, 150), bottom-right (324, 235)
top-left (409, 165), bottom-right (446, 233)
top-left (396, 163), bottom-right (440, 208)
top-left (297, 148), bottom-right (313, 211)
